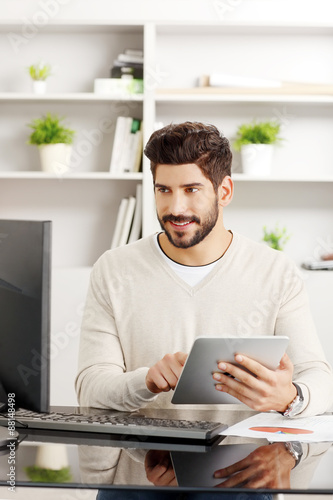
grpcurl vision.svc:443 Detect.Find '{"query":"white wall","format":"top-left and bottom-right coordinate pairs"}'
top-left (1, 0), bottom-right (333, 23)
top-left (50, 267), bottom-right (92, 405)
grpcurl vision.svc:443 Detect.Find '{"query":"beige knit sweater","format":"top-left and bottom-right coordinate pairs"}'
top-left (75, 232), bottom-right (333, 416)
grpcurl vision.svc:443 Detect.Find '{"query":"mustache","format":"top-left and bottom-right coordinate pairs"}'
top-left (162, 214), bottom-right (200, 224)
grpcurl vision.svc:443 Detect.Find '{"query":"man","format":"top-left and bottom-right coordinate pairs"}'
top-left (76, 121), bottom-right (333, 417)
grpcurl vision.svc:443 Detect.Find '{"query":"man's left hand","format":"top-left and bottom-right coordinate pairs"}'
top-left (212, 352), bottom-right (297, 413)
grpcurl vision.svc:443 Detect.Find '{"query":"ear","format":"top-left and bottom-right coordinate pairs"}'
top-left (218, 176), bottom-right (233, 208)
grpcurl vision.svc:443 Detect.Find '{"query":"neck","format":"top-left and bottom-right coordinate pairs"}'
top-left (159, 225), bottom-right (233, 266)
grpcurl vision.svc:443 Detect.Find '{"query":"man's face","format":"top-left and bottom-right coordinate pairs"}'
top-left (154, 163), bottom-right (220, 249)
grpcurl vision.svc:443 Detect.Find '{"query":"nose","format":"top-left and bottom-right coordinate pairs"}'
top-left (169, 191), bottom-right (187, 215)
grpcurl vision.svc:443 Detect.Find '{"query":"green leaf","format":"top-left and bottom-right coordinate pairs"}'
top-left (28, 62), bottom-right (52, 81)
top-left (24, 466), bottom-right (72, 483)
top-left (27, 113), bottom-right (75, 145)
top-left (262, 224), bottom-right (290, 251)
top-left (233, 120), bottom-right (282, 151)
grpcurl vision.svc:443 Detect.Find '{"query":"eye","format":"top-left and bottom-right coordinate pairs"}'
top-left (156, 187), bottom-right (170, 193)
top-left (186, 187), bottom-right (199, 193)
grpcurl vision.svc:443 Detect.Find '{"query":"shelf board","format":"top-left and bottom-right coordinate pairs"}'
top-left (0, 171), bottom-right (143, 180)
top-left (1, 171), bottom-right (331, 183)
top-left (0, 21), bottom-right (144, 34)
top-left (0, 92), bottom-right (144, 103)
top-left (155, 87), bottom-right (333, 104)
top-left (232, 173), bottom-right (333, 182)
top-left (155, 22), bottom-right (333, 36)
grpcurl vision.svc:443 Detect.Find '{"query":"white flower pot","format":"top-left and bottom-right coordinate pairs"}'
top-left (35, 444), bottom-right (69, 470)
top-left (241, 144), bottom-right (274, 176)
top-left (39, 143), bottom-right (72, 175)
top-left (32, 80), bottom-right (47, 95)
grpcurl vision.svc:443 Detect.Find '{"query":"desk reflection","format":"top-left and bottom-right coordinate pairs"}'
top-left (79, 437), bottom-right (331, 492)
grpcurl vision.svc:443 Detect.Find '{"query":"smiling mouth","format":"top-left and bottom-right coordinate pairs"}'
top-left (168, 220), bottom-right (196, 232)
top-left (171, 221), bottom-right (193, 227)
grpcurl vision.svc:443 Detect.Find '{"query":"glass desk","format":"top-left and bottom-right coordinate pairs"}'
top-left (0, 408), bottom-right (332, 499)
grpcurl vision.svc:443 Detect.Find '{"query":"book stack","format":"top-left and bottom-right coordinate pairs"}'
top-left (111, 184), bottom-right (143, 249)
top-left (111, 48), bottom-right (144, 82)
top-left (109, 116), bottom-right (143, 173)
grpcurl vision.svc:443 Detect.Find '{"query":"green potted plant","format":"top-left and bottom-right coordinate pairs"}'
top-left (27, 62), bottom-right (52, 95)
top-left (262, 224), bottom-right (290, 251)
top-left (25, 443), bottom-right (72, 484)
top-left (27, 112), bottom-right (75, 174)
top-left (233, 120), bottom-right (282, 176)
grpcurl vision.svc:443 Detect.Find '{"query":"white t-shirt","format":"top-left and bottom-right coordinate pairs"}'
top-left (154, 233), bottom-right (219, 287)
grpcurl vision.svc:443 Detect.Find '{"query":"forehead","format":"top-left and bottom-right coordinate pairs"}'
top-left (155, 163), bottom-right (211, 186)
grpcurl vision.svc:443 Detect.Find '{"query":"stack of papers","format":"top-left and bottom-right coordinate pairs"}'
top-left (221, 412), bottom-right (333, 442)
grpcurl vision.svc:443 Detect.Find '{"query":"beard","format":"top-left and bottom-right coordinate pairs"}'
top-left (157, 197), bottom-right (219, 249)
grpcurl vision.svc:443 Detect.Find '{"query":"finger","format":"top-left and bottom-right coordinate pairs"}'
top-left (148, 363), bottom-right (179, 392)
top-left (218, 355), bottom-right (271, 382)
top-left (215, 466), bottom-right (254, 488)
top-left (213, 363), bottom-right (262, 393)
top-left (148, 365), bottom-right (176, 392)
top-left (161, 354), bottom-right (186, 387)
top-left (214, 375), bottom-right (256, 407)
top-left (214, 456), bottom-right (251, 479)
top-left (151, 467), bottom-right (176, 486)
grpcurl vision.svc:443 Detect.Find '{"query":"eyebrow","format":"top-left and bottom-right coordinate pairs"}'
top-left (154, 182), bottom-right (204, 189)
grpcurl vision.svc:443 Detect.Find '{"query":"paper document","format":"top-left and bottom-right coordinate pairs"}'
top-left (221, 412), bottom-right (333, 442)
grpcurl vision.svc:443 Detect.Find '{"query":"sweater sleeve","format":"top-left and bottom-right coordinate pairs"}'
top-left (275, 261), bottom-right (333, 417)
top-left (75, 262), bottom-right (158, 411)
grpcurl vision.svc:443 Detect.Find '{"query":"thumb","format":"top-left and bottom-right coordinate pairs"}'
top-left (279, 352), bottom-right (293, 371)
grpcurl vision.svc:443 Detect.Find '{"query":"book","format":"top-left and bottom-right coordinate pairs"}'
top-left (131, 129), bottom-right (143, 173)
top-left (109, 117), bottom-right (133, 173)
top-left (117, 53), bottom-right (144, 64)
top-left (117, 118), bottom-right (143, 173)
top-left (117, 196), bottom-right (136, 247)
top-left (128, 184), bottom-right (143, 244)
top-left (124, 48), bottom-right (143, 58)
top-left (110, 198), bottom-right (129, 249)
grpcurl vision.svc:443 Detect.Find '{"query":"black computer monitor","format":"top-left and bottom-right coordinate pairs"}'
top-left (0, 219), bottom-right (51, 413)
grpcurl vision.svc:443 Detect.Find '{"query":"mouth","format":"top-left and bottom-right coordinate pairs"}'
top-left (169, 220), bottom-right (195, 231)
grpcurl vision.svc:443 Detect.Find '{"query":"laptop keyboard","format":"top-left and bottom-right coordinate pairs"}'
top-left (11, 408), bottom-right (226, 441)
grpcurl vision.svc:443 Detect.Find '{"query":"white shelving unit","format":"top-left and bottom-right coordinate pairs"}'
top-left (1, 19), bottom-right (333, 266)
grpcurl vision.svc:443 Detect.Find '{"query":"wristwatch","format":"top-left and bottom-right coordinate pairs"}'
top-left (285, 441), bottom-right (303, 468)
top-left (283, 383), bottom-right (304, 417)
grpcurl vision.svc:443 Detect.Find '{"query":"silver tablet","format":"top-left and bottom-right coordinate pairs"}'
top-left (171, 336), bottom-right (289, 405)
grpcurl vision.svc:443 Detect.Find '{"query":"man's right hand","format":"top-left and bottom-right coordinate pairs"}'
top-left (145, 352), bottom-right (187, 394)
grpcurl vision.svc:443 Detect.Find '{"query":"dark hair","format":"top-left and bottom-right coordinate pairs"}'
top-left (144, 121), bottom-right (232, 192)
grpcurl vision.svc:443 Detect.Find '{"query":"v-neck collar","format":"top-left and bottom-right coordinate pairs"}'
top-left (148, 232), bottom-right (238, 295)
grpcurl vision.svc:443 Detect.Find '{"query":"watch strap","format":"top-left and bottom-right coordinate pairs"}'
top-left (283, 383), bottom-right (304, 417)
top-left (285, 441), bottom-right (303, 468)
